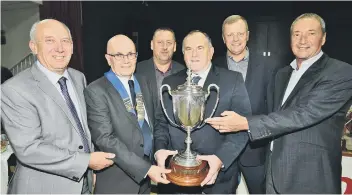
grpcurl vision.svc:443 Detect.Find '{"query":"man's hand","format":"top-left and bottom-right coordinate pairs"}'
top-left (88, 152), bottom-right (115, 171)
top-left (197, 155), bottom-right (223, 186)
top-left (147, 165), bottom-right (172, 184)
top-left (155, 149), bottom-right (178, 179)
top-left (205, 111), bottom-right (249, 133)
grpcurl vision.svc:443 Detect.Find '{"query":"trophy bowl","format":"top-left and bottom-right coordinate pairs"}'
top-left (160, 69), bottom-right (219, 186)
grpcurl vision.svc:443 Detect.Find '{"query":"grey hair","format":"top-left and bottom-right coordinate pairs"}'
top-left (291, 13), bottom-right (326, 34)
top-left (29, 19), bottom-right (72, 42)
top-left (182, 30), bottom-right (213, 53)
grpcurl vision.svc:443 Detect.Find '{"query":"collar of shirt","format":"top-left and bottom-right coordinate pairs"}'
top-left (191, 63), bottom-right (212, 81)
top-left (290, 50), bottom-right (324, 71)
top-left (115, 74), bottom-right (134, 89)
top-left (36, 60), bottom-right (70, 85)
top-left (227, 47), bottom-right (249, 62)
top-left (155, 62), bottom-right (173, 75)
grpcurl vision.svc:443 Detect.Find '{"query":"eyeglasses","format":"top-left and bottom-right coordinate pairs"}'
top-left (107, 52), bottom-right (138, 61)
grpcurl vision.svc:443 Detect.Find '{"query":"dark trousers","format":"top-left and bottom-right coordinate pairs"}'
top-left (239, 163), bottom-right (265, 194)
top-left (157, 183), bottom-right (202, 194)
top-left (81, 175), bottom-right (89, 194)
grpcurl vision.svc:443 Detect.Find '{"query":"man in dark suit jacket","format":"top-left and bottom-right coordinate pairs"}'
top-left (136, 27), bottom-right (184, 100)
top-left (213, 15), bottom-right (283, 194)
top-left (206, 13), bottom-right (352, 194)
top-left (154, 30), bottom-right (251, 194)
top-left (84, 35), bottom-right (171, 194)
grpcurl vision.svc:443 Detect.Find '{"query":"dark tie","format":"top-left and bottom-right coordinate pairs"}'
top-left (128, 80), bottom-right (137, 113)
top-left (192, 75), bottom-right (202, 85)
top-left (128, 80), bottom-right (152, 156)
top-left (58, 77), bottom-right (90, 153)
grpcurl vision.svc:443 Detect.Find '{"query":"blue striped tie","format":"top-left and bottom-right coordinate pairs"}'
top-left (192, 75), bottom-right (202, 85)
top-left (58, 77), bottom-right (90, 153)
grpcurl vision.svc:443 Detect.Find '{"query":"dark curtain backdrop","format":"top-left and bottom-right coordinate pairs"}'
top-left (39, 1), bottom-right (84, 73)
top-left (81, 1), bottom-right (352, 83)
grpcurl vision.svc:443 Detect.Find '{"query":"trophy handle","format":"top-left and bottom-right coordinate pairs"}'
top-left (160, 84), bottom-right (181, 128)
top-left (197, 84), bottom-right (220, 129)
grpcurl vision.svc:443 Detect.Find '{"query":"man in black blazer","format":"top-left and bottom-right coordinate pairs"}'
top-left (206, 13), bottom-right (352, 194)
top-left (213, 15), bottom-right (282, 194)
top-left (84, 35), bottom-right (171, 194)
top-left (154, 30), bottom-right (251, 194)
top-left (136, 28), bottom-right (184, 100)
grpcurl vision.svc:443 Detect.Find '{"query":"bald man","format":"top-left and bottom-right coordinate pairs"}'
top-left (1, 19), bottom-right (115, 194)
top-left (84, 35), bottom-right (170, 194)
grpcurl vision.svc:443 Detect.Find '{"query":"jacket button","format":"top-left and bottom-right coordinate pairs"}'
top-left (140, 144), bottom-right (144, 147)
top-left (78, 145), bottom-right (83, 149)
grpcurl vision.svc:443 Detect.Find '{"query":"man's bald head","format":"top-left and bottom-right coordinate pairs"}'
top-left (105, 34), bottom-right (137, 79)
top-left (106, 35), bottom-right (136, 54)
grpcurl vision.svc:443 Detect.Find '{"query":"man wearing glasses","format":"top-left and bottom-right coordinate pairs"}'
top-left (136, 27), bottom-right (184, 100)
top-left (84, 34), bottom-right (171, 194)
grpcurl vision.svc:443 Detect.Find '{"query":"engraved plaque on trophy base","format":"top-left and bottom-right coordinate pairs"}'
top-left (167, 159), bottom-right (209, 186)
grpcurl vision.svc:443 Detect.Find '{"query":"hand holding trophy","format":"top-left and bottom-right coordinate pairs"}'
top-left (160, 67), bottom-right (219, 186)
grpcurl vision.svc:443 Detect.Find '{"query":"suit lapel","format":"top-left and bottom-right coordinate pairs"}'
top-left (244, 51), bottom-right (259, 87)
top-left (146, 58), bottom-right (158, 90)
top-left (274, 67), bottom-right (293, 111)
top-left (104, 77), bottom-right (140, 129)
top-left (203, 65), bottom-right (220, 117)
top-left (67, 69), bottom-right (91, 140)
top-left (170, 61), bottom-right (183, 74)
top-left (31, 65), bottom-right (84, 137)
top-left (214, 56), bottom-right (228, 69)
top-left (281, 54), bottom-right (328, 108)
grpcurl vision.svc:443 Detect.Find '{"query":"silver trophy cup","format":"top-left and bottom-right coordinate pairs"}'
top-left (160, 68), bottom-right (219, 186)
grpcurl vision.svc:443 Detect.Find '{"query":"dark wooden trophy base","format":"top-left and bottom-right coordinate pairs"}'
top-left (166, 159), bottom-right (209, 186)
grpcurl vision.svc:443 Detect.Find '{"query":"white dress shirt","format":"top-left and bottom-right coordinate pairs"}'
top-left (36, 61), bottom-right (84, 125)
top-left (115, 74), bottom-right (150, 125)
top-left (270, 51), bottom-right (324, 151)
top-left (281, 51), bottom-right (324, 105)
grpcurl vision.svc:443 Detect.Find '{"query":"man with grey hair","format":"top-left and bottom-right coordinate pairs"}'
top-left (154, 30), bottom-right (251, 193)
top-left (1, 19), bottom-right (115, 194)
top-left (213, 14), bottom-right (284, 194)
top-left (206, 13), bottom-right (352, 193)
